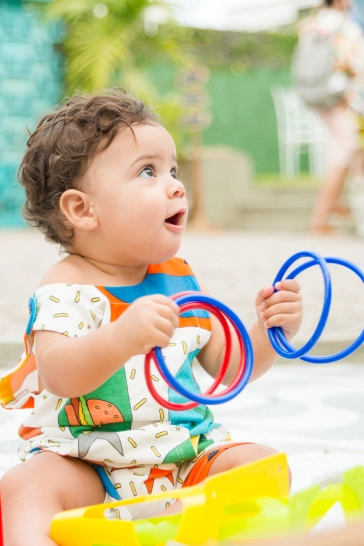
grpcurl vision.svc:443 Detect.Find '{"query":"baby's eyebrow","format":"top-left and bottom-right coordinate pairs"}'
top-left (129, 153), bottom-right (178, 168)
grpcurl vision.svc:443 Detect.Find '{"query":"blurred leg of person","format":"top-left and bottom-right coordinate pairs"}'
top-left (351, 115), bottom-right (364, 181)
top-left (309, 103), bottom-right (359, 233)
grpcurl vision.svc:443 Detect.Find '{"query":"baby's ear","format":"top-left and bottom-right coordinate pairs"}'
top-left (60, 190), bottom-right (98, 231)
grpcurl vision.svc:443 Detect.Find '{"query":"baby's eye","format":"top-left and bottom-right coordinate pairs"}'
top-left (170, 168), bottom-right (178, 179)
top-left (139, 166), bottom-right (155, 178)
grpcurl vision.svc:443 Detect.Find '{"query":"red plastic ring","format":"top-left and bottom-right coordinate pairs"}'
top-left (145, 298), bottom-right (246, 411)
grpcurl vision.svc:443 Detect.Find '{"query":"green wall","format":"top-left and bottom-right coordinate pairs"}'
top-left (149, 64), bottom-right (291, 174)
top-left (204, 68), bottom-right (291, 173)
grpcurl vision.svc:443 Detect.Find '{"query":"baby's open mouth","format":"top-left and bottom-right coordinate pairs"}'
top-left (165, 210), bottom-right (185, 226)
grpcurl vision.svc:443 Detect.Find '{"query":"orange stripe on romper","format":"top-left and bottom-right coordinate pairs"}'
top-left (11, 352), bottom-right (37, 394)
top-left (179, 316), bottom-right (212, 331)
top-left (149, 259), bottom-right (211, 330)
top-left (148, 259), bottom-right (211, 330)
top-left (95, 286), bottom-right (130, 322)
top-left (18, 425), bottom-right (42, 440)
top-left (147, 258), bottom-right (194, 277)
top-left (182, 443), bottom-right (252, 488)
top-left (95, 287), bottom-right (211, 330)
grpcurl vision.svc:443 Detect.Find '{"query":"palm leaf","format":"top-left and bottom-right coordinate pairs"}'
top-left (34, 0), bottom-right (197, 153)
top-left (65, 17), bottom-right (133, 92)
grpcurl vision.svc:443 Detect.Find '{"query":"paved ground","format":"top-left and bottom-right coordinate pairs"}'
top-left (0, 227), bottom-right (363, 531)
top-left (1, 228), bottom-right (363, 345)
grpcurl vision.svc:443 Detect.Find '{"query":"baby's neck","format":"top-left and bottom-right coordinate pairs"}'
top-left (61, 252), bottom-right (149, 287)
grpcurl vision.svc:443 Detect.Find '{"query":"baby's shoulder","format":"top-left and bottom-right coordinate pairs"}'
top-left (39, 254), bottom-right (91, 287)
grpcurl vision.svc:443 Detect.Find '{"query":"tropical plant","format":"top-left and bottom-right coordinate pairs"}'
top-left (32, 0), bottom-right (194, 148)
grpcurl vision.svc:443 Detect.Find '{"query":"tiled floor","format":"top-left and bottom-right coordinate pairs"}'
top-left (205, 360), bottom-right (364, 531)
top-left (197, 361), bottom-right (364, 491)
top-left (1, 229), bottom-right (363, 345)
top-left (1, 360), bottom-right (363, 530)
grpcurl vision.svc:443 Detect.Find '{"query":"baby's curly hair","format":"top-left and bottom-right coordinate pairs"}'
top-left (18, 90), bottom-right (157, 247)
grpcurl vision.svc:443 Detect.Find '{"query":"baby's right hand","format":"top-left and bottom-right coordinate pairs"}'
top-left (116, 295), bottom-right (180, 355)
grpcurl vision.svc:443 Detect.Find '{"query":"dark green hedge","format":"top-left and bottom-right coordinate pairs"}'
top-left (172, 27), bottom-right (298, 71)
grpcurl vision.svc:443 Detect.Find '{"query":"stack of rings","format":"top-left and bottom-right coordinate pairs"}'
top-left (145, 251), bottom-right (363, 410)
top-left (268, 251), bottom-right (364, 363)
top-left (145, 292), bottom-right (254, 411)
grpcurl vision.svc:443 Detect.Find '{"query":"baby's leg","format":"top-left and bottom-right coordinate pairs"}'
top-left (1, 452), bottom-right (105, 546)
top-left (158, 443), bottom-right (287, 517)
top-left (205, 443), bottom-right (291, 485)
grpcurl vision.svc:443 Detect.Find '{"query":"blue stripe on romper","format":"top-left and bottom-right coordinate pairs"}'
top-left (105, 273), bottom-right (209, 320)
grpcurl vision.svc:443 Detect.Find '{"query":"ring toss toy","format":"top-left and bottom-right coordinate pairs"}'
top-left (146, 251), bottom-right (364, 409)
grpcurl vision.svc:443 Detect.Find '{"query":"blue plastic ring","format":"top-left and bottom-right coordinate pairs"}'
top-left (153, 293), bottom-right (254, 405)
top-left (268, 252), bottom-right (364, 363)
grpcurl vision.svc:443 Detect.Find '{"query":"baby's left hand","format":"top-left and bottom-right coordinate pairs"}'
top-left (255, 280), bottom-right (302, 340)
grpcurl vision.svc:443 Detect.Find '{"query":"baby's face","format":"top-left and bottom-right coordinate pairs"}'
top-left (83, 123), bottom-right (188, 266)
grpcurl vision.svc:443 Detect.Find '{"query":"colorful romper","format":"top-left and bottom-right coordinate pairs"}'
top-left (0, 258), bottom-right (241, 519)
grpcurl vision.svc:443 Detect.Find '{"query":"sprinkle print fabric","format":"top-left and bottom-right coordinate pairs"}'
top-left (102, 425), bottom-right (232, 520)
top-left (14, 258), bottom-right (234, 507)
top-left (32, 283), bottom-right (110, 338)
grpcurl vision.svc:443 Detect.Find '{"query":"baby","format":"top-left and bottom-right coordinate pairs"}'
top-left (0, 91), bottom-right (302, 546)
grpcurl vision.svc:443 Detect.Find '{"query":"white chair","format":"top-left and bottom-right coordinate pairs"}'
top-left (271, 85), bottom-right (328, 178)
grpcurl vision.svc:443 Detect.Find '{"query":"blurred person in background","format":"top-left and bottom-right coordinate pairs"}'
top-left (353, 0), bottom-right (364, 29)
top-left (294, 0), bottom-right (364, 234)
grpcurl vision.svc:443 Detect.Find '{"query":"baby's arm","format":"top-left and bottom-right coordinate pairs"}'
top-left (198, 280), bottom-right (302, 384)
top-left (36, 294), bottom-right (179, 398)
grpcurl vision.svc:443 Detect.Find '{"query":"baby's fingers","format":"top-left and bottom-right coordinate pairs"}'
top-left (263, 311), bottom-right (302, 329)
top-left (256, 286), bottom-right (275, 306)
top-left (274, 279), bottom-right (301, 294)
top-left (260, 300), bottom-right (302, 322)
top-left (262, 289), bottom-right (301, 311)
top-left (150, 294), bottom-right (180, 315)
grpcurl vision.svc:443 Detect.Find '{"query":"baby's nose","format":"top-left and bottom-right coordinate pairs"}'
top-left (169, 177), bottom-right (186, 198)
